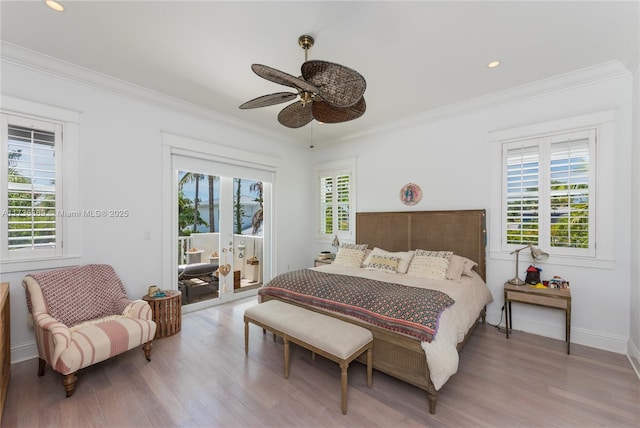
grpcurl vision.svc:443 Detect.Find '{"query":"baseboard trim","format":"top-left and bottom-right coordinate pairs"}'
top-left (485, 309), bottom-right (628, 354)
top-left (11, 340), bottom-right (37, 364)
top-left (628, 338), bottom-right (640, 381)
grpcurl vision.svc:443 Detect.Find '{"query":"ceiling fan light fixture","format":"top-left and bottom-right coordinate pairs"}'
top-left (240, 34), bottom-right (366, 129)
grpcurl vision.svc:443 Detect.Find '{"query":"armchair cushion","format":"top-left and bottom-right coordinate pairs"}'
top-left (26, 264), bottom-right (132, 327)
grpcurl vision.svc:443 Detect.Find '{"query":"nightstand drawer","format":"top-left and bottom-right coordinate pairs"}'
top-left (314, 258), bottom-right (333, 267)
top-left (506, 290), bottom-right (568, 309)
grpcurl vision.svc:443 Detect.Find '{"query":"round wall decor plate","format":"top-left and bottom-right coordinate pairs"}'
top-left (400, 183), bottom-right (422, 206)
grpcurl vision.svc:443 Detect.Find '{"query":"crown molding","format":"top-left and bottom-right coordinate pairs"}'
top-left (328, 60), bottom-right (631, 146)
top-left (2, 42), bottom-right (631, 149)
top-left (0, 42), bottom-right (295, 145)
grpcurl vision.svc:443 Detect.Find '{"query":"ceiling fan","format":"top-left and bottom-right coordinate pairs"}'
top-left (239, 35), bottom-right (366, 129)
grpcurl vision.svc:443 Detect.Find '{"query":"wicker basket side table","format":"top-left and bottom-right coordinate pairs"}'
top-left (142, 290), bottom-right (182, 339)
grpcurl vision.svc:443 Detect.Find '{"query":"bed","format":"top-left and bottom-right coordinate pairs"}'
top-left (259, 209), bottom-right (492, 414)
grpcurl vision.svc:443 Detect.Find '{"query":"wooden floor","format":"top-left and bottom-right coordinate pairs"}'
top-left (3, 297), bottom-right (639, 427)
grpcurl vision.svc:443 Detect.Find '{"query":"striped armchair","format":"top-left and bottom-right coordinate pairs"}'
top-left (23, 264), bottom-right (157, 397)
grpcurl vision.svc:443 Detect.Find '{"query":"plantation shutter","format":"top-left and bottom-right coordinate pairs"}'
top-left (5, 119), bottom-right (61, 253)
top-left (320, 175), bottom-right (333, 234)
top-left (549, 131), bottom-right (593, 249)
top-left (505, 142), bottom-right (540, 245)
top-left (335, 174), bottom-right (350, 232)
top-left (318, 172), bottom-right (351, 236)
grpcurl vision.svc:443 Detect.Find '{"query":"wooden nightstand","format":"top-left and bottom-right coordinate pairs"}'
top-left (504, 282), bottom-right (572, 354)
top-left (314, 257), bottom-right (333, 267)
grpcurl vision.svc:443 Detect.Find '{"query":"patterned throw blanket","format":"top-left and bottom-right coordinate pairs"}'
top-left (258, 269), bottom-right (455, 342)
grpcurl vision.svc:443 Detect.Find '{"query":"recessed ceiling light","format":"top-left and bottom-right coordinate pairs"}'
top-left (487, 60), bottom-right (501, 69)
top-left (45, 0), bottom-right (65, 12)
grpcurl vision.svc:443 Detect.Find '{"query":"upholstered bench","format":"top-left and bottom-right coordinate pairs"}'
top-left (244, 300), bottom-right (373, 414)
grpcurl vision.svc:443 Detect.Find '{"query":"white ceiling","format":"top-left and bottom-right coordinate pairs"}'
top-left (1, 1), bottom-right (638, 147)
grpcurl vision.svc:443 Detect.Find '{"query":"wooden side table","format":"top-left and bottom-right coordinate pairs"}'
top-left (504, 282), bottom-right (572, 354)
top-left (314, 258), bottom-right (333, 267)
top-left (143, 290), bottom-right (182, 339)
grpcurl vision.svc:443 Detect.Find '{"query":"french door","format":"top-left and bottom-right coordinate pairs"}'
top-left (171, 152), bottom-right (272, 309)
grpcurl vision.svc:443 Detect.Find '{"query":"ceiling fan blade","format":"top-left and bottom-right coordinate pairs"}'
top-left (301, 60), bottom-right (366, 108)
top-left (251, 64), bottom-right (318, 93)
top-left (239, 92), bottom-right (297, 109)
top-left (277, 101), bottom-right (314, 128)
top-left (312, 97), bottom-right (366, 124)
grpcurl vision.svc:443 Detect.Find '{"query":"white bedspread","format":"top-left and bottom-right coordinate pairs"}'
top-left (311, 264), bottom-right (493, 390)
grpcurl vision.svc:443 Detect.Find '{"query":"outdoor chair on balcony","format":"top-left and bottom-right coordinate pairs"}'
top-left (178, 262), bottom-right (219, 304)
top-left (23, 264), bottom-right (157, 397)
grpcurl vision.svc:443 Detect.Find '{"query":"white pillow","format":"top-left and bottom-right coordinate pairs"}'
top-left (462, 257), bottom-right (478, 276)
top-left (407, 255), bottom-right (450, 280)
top-left (365, 254), bottom-right (400, 273)
top-left (446, 255), bottom-right (466, 281)
top-left (333, 243), bottom-right (368, 268)
top-left (407, 249), bottom-right (452, 280)
top-left (363, 247), bottom-right (415, 273)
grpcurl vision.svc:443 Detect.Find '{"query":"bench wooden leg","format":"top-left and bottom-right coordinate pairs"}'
top-left (340, 362), bottom-right (348, 415)
top-left (284, 337), bottom-right (290, 379)
top-left (244, 320), bottom-right (249, 354)
top-left (366, 348), bottom-right (373, 387)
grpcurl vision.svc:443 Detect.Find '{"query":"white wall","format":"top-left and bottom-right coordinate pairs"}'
top-left (312, 63), bottom-right (634, 354)
top-left (630, 61), bottom-right (640, 375)
top-left (2, 46), bottom-right (636, 364)
top-left (1, 50), bottom-right (313, 362)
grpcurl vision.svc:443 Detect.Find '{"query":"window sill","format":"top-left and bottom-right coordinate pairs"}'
top-left (0, 256), bottom-right (82, 274)
top-left (489, 250), bottom-right (614, 270)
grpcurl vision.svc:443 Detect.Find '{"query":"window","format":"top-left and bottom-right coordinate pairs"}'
top-left (316, 159), bottom-right (356, 241)
top-left (1, 114), bottom-right (62, 260)
top-left (503, 128), bottom-right (596, 257)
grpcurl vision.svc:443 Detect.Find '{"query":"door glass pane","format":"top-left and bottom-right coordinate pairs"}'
top-left (177, 171), bottom-right (221, 305)
top-left (232, 178), bottom-right (263, 292)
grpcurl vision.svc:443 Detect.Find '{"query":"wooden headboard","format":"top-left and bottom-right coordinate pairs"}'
top-left (356, 209), bottom-right (487, 281)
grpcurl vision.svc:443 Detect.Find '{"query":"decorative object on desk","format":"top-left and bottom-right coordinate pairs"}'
top-left (548, 275), bottom-right (570, 289)
top-left (399, 183), bottom-right (422, 206)
top-left (147, 285), bottom-right (159, 297)
top-left (524, 265), bottom-right (542, 285)
top-left (507, 243), bottom-right (549, 286)
top-left (332, 235), bottom-right (340, 252)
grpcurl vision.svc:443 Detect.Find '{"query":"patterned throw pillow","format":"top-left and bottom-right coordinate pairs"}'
top-left (414, 249), bottom-right (453, 260)
top-left (333, 243), bottom-right (368, 268)
top-left (407, 250), bottom-right (453, 280)
top-left (365, 254), bottom-right (400, 273)
top-left (362, 247), bottom-right (415, 273)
